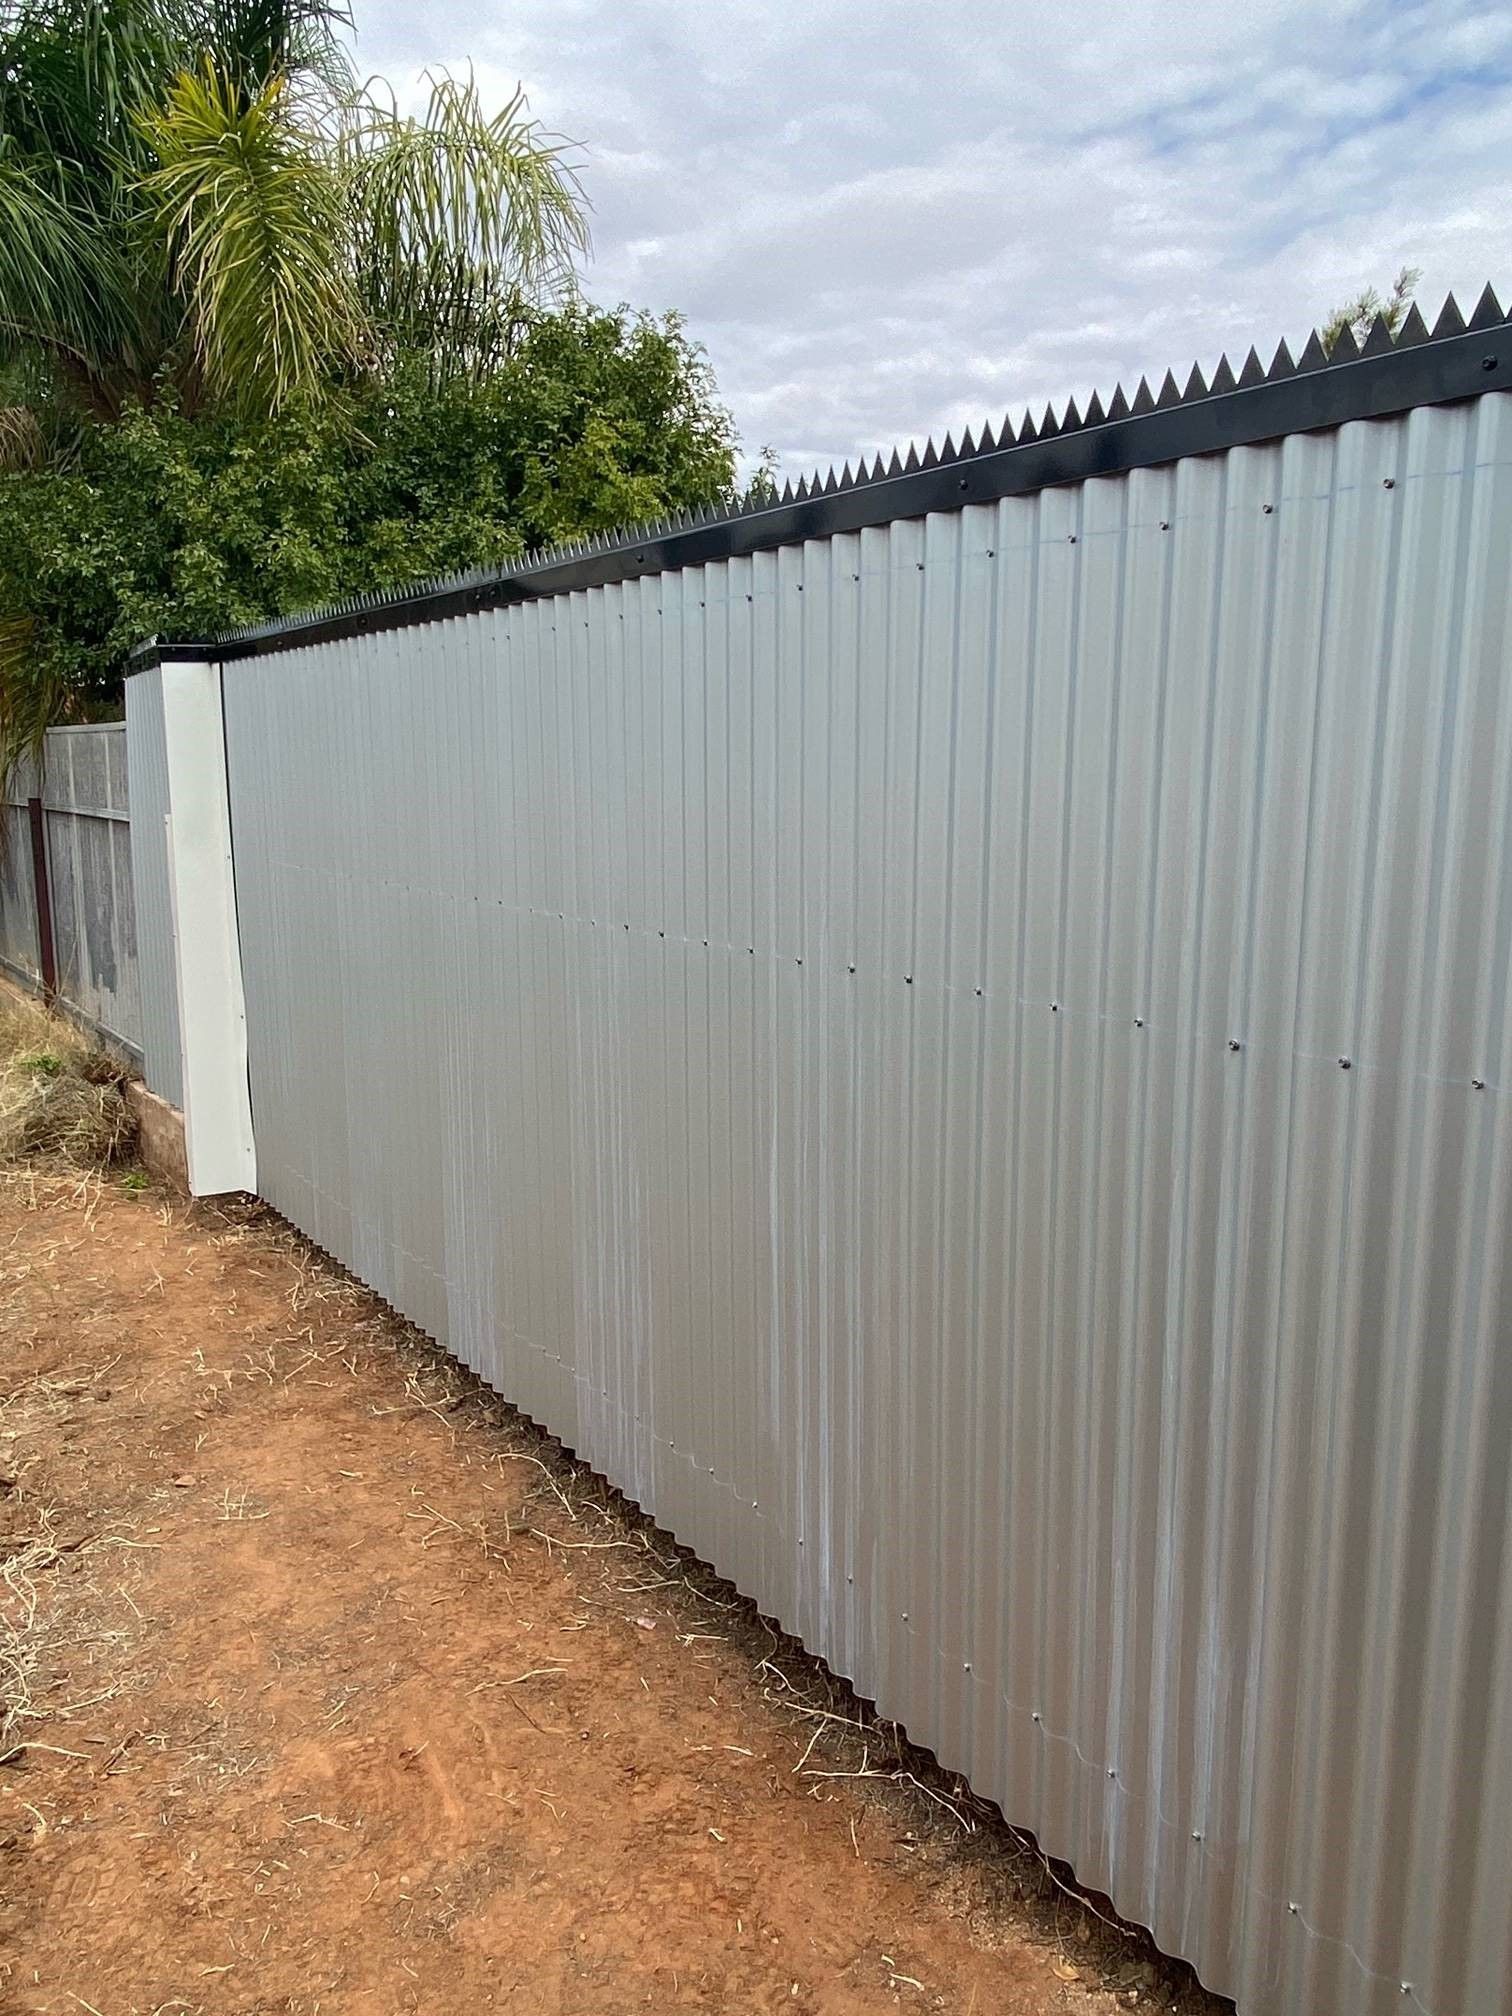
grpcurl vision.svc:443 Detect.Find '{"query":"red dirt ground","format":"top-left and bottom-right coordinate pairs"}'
top-left (0, 1168), bottom-right (1225, 2016)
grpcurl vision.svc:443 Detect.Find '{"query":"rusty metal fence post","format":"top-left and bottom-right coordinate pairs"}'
top-left (26, 794), bottom-right (57, 1002)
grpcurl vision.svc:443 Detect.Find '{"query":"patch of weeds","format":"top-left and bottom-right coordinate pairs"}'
top-left (119, 1169), bottom-right (149, 1193)
top-left (19, 1051), bottom-right (64, 1077)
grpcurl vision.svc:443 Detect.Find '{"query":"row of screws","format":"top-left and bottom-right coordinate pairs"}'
top-left (519, 926), bottom-right (1499, 1085)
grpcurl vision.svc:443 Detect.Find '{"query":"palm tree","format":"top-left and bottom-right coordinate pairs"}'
top-left (0, 0), bottom-right (587, 763)
top-left (0, 0), bottom-right (588, 437)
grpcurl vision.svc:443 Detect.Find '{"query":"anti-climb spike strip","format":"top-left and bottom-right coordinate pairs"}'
top-left (141, 279), bottom-right (1512, 665)
top-left (1330, 324), bottom-right (1361, 364)
top-left (1468, 281), bottom-right (1504, 330)
top-left (1267, 338), bottom-right (1295, 379)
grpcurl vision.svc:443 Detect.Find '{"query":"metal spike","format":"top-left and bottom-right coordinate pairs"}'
top-left (1208, 354), bottom-right (1237, 396)
top-left (1296, 330), bottom-right (1329, 372)
top-left (1129, 376), bottom-right (1156, 416)
top-left (1431, 292), bottom-right (1466, 340)
top-left (1467, 281), bottom-right (1504, 329)
top-left (921, 438), bottom-right (940, 470)
top-left (1155, 370), bottom-right (1182, 409)
top-left (779, 480), bottom-right (794, 505)
top-left (1039, 401), bottom-right (1058, 438)
top-left (821, 467), bottom-right (837, 495)
top-left (1237, 345), bottom-right (1266, 388)
top-left (1183, 362), bottom-right (1208, 401)
top-left (1360, 313), bottom-right (1395, 357)
top-left (1330, 323), bottom-right (1361, 363)
top-left (1106, 384), bottom-right (1130, 423)
top-left (960, 425), bottom-right (978, 457)
top-left (901, 443), bottom-right (919, 474)
top-left (1016, 408), bottom-right (1039, 446)
top-left (888, 449), bottom-right (904, 478)
top-left (1266, 338), bottom-right (1296, 379)
top-left (1084, 390), bottom-right (1107, 427)
top-left (976, 420), bottom-right (996, 454)
top-left (1061, 397), bottom-right (1083, 432)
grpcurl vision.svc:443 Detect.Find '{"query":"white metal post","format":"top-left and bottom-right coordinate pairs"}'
top-left (157, 659), bottom-right (256, 1195)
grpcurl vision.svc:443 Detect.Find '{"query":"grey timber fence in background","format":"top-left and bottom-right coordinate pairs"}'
top-left (0, 724), bottom-right (143, 1062)
top-left (133, 295), bottom-right (1512, 2016)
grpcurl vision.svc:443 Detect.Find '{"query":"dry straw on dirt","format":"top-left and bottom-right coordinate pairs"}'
top-left (0, 989), bottom-right (135, 1167)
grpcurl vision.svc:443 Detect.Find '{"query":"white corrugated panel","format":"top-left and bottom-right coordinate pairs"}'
top-left (222, 392), bottom-right (1512, 2016)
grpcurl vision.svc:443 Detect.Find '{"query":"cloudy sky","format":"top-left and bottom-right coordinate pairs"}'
top-left (356, 0), bottom-right (1512, 479)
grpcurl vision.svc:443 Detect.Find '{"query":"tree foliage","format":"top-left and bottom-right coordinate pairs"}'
top-left (0, 0), bottom-right (749, 772)
top-left (0, 304), bottom-right (739, 738)
top-left (0, 0), bottom-right (588, 429)
top-left (1321, 264), bottom-right (1421, 356)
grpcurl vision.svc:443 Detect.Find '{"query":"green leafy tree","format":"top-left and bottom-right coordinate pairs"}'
top-left (1321, 265), bottom-right (1421, 356)
top-left (0, 0), bottom-right (587, 428)
top-left (0, 305), bottom-right (738, 738)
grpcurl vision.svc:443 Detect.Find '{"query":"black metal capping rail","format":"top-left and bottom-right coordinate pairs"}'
top-left (131, 286), bottom-right (1512, 672)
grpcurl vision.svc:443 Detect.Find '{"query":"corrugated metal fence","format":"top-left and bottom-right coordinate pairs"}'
top-left (0, 723), bottom-right (142, 1061)
top-left (203, 389), bottom-right (1512, 2016)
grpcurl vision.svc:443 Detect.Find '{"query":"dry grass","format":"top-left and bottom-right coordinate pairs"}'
top-left (0, 989), bottom-right (135, 1168)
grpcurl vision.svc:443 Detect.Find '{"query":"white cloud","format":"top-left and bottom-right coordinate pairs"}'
top-left (352, 0), bottom-right (1512, 477)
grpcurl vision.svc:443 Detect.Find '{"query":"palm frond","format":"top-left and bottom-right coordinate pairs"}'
top-left (344, 70), bottom-right (588, 374)
top-left (0, 612), bottom-right (57, 802)
top-left (0, 144), bottom-right (136, 374)
top-left (137, 58), bottom-right (368, 412)
top-left (0, 0), bottom-right (187, 171)
top-left (0, 406), bottom-right (46, 470)
top-left (185, 0), bottom-right (355, 124)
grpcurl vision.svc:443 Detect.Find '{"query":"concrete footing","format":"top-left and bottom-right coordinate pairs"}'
top-left (125, 1081), bottom-right (189, 1194)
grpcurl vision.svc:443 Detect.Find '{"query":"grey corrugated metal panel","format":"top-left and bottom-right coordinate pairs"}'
top-left (219, 392), bottom-right (1512, 2016)
top-left (124, 668), bottom-right (182, 1105)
